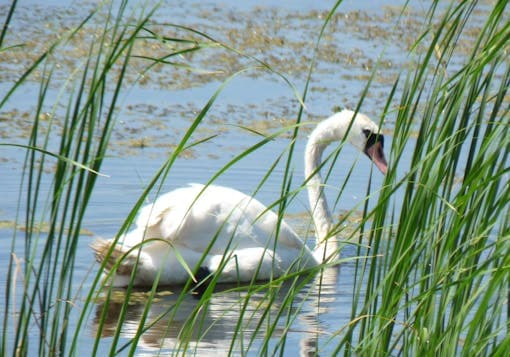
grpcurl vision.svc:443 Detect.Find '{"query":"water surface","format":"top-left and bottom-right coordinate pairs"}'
top-left (0, 0), bottom-right (493, 355)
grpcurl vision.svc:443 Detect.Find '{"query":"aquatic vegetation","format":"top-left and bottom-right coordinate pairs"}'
top-left (1, 0), bottom-right (508, 355)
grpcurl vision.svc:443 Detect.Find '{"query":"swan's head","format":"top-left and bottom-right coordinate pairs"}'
top-left (310, 109), bottom-right (388, 174)
top-left (344, 110), bottom-right (388, 175)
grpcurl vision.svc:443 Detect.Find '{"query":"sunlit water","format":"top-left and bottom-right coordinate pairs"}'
top-left (0, 0), bottom-right (495, 355)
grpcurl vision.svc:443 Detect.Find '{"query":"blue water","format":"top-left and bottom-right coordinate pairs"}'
top-left (0, 0), bottom-right (491, 355)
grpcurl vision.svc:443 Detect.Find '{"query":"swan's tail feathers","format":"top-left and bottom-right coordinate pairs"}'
top-left (91, 238), bottom-right (141, 286)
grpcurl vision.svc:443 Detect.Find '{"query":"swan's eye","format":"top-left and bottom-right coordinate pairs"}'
top-left (363, 129), bottom-right (384, 148)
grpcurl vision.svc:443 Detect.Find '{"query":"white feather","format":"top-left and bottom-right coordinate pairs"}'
top-left (91, 110), bottom-right (387, 287)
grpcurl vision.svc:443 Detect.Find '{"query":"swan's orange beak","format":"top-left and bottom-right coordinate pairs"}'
top-left (364, 138), bottom-right (388, 174)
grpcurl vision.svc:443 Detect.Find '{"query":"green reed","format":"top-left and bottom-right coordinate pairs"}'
top-left (1, 0), bottom-right (160, 355)
top-left (1, 0), bottom-right (508, 355)
top-left (338, 0), bottom-right (510, 355)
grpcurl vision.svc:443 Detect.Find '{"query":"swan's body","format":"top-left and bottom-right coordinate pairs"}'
top-left (92, 110), bottom-right (387, 287)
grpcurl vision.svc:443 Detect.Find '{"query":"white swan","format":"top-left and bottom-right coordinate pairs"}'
top-left (92, 109), bottom-right (387, 287)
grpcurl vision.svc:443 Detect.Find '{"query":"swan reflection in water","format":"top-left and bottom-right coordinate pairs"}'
top-left (91, 267), bottom-right (341, 355)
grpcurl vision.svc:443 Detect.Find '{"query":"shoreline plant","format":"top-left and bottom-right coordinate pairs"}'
top-left (1, 0), bottom-right (508, 355)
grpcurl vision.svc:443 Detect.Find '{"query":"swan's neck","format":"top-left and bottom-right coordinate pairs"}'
top-left (305, 135), bottom-right (338, 263)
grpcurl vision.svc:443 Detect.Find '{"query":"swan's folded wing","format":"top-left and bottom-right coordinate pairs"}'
top-left (133, 185), bottom-right (206, 241)
top-left (132, 184), bottom-right (312, 257)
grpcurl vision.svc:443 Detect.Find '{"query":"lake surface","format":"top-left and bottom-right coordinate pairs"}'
top-left (0, 0), bottom-right (496, 355)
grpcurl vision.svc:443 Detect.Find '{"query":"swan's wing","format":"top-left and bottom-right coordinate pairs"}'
top-left (132, 184), bottom-right (205, 242)
top-left (133, 184), bottom-right (309, 255)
